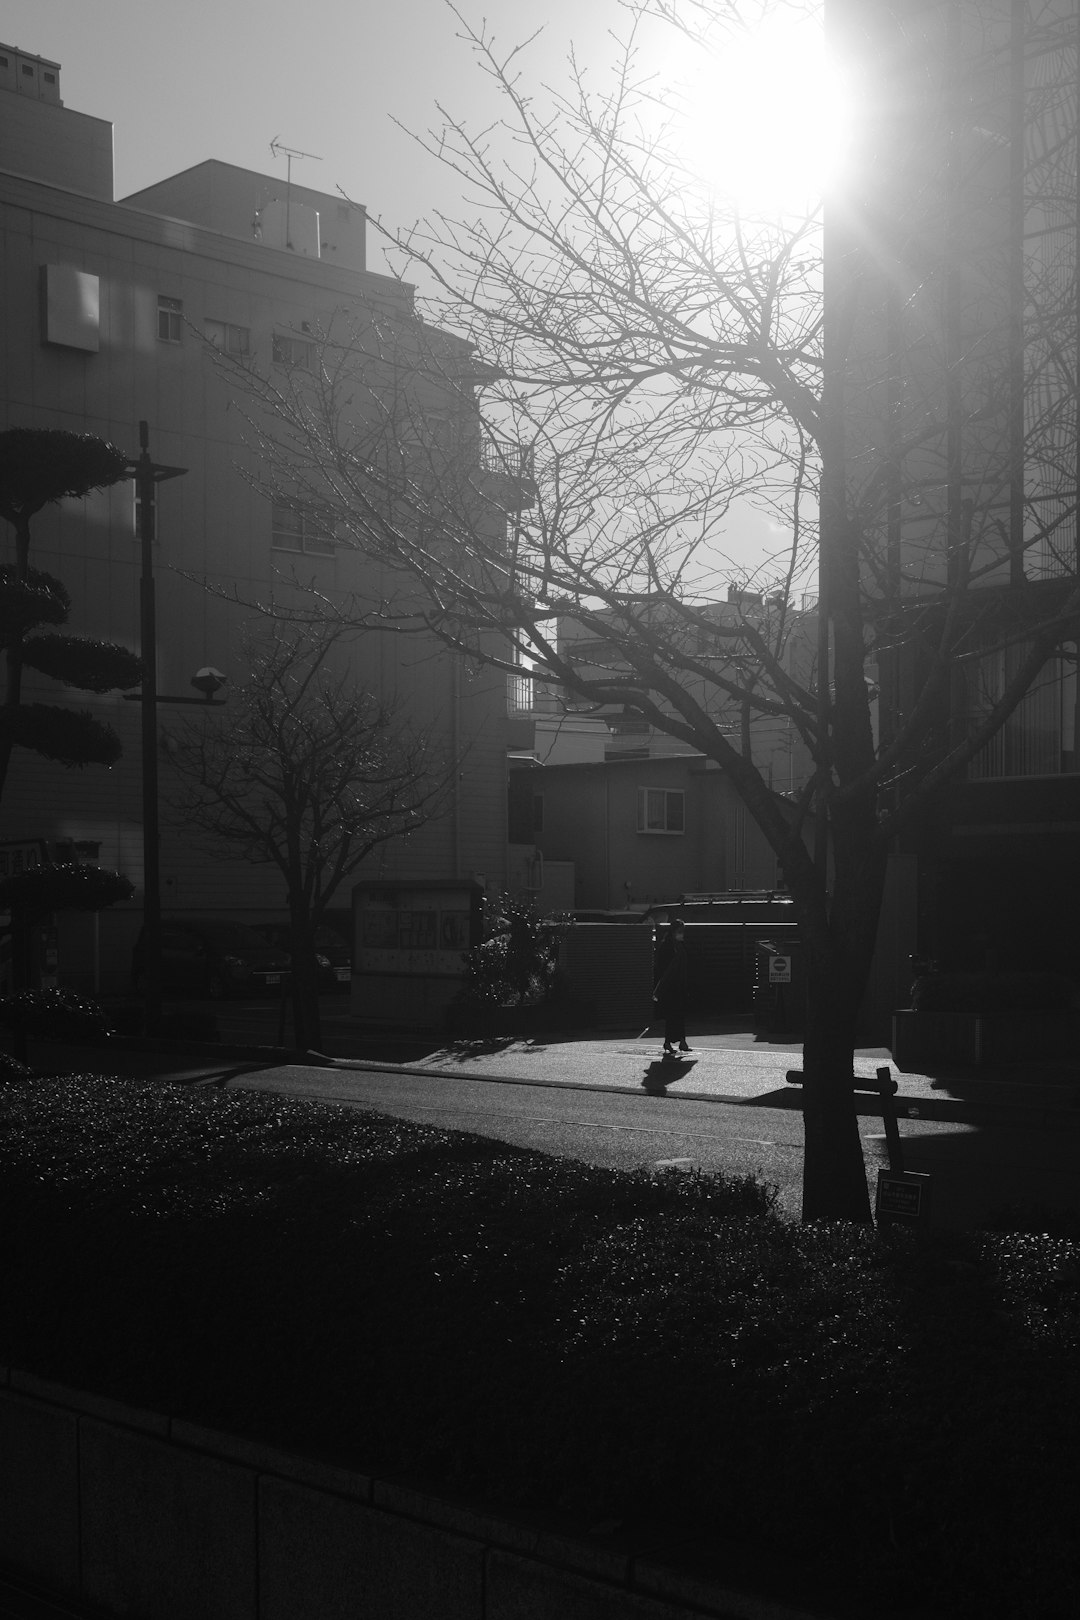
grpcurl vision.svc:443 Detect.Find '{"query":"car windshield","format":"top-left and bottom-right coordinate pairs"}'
top-left (315, 927), bottom-right (348, 947)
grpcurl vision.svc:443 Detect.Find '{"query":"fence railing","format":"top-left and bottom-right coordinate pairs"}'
top-left (480, 440), bottom-right (535, 481)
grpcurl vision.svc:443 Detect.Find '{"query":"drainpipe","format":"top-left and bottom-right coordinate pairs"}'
top-left (604, 768), bottom-right (610, 910)
top-left (451, 654), bottom-right (461, 879)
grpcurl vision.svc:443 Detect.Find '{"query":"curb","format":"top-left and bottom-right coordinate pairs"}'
top-left (52, 1032), bottom-right (341, 1068)
top-left (34, 1034), bottom-right (1080, 1131)
top-left (321, 1054), bottom-right (1080, 1132)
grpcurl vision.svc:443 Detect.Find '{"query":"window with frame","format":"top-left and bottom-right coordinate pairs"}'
top-left (636, 787), bottom-right (685, 834)
top-left (205, 318), bottom-right (250, 356)
top-left (157, 295), bottom-right (183, 342)
top-left (271, 501), bottom-right (335, 557)
top-left (272, 332), bottom-right (314, 369)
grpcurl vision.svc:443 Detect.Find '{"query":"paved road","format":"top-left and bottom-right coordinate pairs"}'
top-left (34, 1007), bottom-right (1080, 1227)
top-left (223, 1063), bottom-right (1080, 1228)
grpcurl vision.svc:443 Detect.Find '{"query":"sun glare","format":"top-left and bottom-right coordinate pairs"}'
top-left (675, 14), bottom-right (850, 215)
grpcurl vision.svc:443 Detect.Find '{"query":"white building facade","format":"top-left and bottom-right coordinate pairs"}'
top-left (0, 45), bottom-right (511, 991)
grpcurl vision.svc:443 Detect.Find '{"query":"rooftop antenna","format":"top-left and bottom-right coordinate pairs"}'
top-left (269, 136), bottom-right (322, 250)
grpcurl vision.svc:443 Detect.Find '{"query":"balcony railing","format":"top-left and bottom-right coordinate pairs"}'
top-left (481, 440), bottom-right (535, 480)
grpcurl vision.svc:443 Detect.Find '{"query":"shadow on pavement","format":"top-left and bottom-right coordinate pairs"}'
top-left (641, 1057), bottom-right (697, 1094)
top-left (430, 1036), bottom-right (519, 1062)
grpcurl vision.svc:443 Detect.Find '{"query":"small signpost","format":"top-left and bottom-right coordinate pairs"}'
top-left (876, 1170), bottom-right (933, 1225)
top-left (786, 1062), bottom-right (934, 1226)
top-left (768, 954), bottom-right (792, 984)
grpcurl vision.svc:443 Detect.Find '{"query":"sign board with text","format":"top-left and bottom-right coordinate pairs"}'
top-left (876, 1170), bottom-right (933, 1225)
top-left (351, 878), bottom-right (486, 1029)
top-left (0, 839), bottom-right (49, 880)
top-left (768, 955), bottom-right (792, 984)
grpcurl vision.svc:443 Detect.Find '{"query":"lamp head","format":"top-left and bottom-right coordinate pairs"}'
top-left (191, 666), bottom-right (226, 698)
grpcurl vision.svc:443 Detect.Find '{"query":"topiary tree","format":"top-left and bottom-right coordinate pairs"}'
top-left (0, 429), bottom-right (143, 1015)
top-left (0, 866), bottom-right (133, 1059)
top-left (0, 428), bottom-right (142, 799)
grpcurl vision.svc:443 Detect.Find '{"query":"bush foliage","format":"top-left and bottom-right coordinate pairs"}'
top-left (0, 987), bottom-right (113, 1040)
top-left (0, 428), bottom-right (129, 515)
top-left (459, 895), bottom-right (568, 1007)
top-left (0, 1075), bottom-right (1077, 1620)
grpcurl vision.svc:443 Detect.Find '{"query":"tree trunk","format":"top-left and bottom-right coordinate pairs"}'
top-left (0, 516), bottom-right (31, 801)
top-left (800, 963), bottom-right (874, 1224)
top-left (792, 836), bottom-right (888, 1225)
top-left (287, 910), bottom-right (323, 1052)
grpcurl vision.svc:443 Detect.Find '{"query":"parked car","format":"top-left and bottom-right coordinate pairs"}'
top-left (131, 918), bottom-right (291, 1000)
top-left (251, 922), bottom-right (352, 991)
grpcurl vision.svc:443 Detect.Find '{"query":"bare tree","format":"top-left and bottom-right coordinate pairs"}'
top-left (216, 0), bottom-right (1080, 1219)
top-left (165, 622), bottom-right (454, 1050)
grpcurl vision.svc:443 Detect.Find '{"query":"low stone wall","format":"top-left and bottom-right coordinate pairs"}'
top-left (892, 1008), bottom-right (1080, 1071)
top-left (0, 1364), bottom-right (831, 1620)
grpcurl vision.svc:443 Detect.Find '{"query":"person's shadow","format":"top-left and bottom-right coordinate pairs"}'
top-left (642, 1056), bottom-right (696, 1095)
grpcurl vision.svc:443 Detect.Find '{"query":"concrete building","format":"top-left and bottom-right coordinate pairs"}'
top-left (505, 591), bottom-right (818, 793)
top-left (507, 752), bottom-right (789, 915)
top-left (828, 0), bottom-right (1080, 983)
top-left (0, 44), bottom-right (514, 992)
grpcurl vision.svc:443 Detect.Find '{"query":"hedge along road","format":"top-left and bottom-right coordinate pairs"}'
top-left (213, 1063), bottom-right (1080, 1228)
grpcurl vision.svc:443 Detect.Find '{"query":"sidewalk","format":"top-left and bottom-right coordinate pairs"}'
top-left (331, 1023), bottom-right (1080, 1131)
top-left (28, 1018), bottom-right (1080, 1132)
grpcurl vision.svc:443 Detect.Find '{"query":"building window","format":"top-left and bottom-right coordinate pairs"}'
top-left (271, 501), bottom-right (335, 557)
top-left (637, 787), bottom-right (685, 834)
top-left (272, 333), bottom-right (314, 369)
top-left (157, 296), bottom-right (183, 342)
top-left (204, 318), bottom-right (250, 356)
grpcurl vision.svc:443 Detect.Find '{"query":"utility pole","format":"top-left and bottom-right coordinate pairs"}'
top-left (128, 422), bottom-right (186, 1033)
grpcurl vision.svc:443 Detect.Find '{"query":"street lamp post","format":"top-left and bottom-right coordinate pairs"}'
top-left (127, 422), bottom-right (186, 1033)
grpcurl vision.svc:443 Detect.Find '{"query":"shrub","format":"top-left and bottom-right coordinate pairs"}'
top-left (0, 986), bottom-right (113, 1041)
top-left (0, 1076), bottom-right (1078, 1620)
top-left (0, 1050), bottom-right (31, 1083)
top-left (459, 894), bottom-right (569, 1008)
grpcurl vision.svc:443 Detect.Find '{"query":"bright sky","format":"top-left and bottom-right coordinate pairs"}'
top-left (5, 0), bottom-right (818, 574)
top-left (4, 0), bottom-right (627, 267)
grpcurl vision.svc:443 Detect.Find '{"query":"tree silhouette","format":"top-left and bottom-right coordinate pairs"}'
top-left (0, 428), bottom-right (143, 994)
top-left (219, 3), bottom-right (1080, 1219)
top-left (164, 621), bottom-right (454, 1050)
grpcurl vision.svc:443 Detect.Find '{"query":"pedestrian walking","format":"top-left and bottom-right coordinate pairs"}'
top-left (653, 917), bottom-right (691, 1056)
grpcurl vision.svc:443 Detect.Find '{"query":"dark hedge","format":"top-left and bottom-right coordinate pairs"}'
top-left (0, 702), bottom-right (122, 767)
top-left (0, 988), bottom-right (114, 1039)
top-left (0, 1074), bottom-right (1077, 1620)
top-left (0, 865), bottom-right (133, 916)
top-left (0, 428), bottom-right (129, 517)
top-left (20, 634), bottom-right (143, 694)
